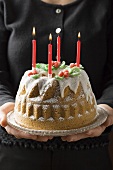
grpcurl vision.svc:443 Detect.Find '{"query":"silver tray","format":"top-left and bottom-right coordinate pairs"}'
top-left (7, 107), bottom-right (108, 136)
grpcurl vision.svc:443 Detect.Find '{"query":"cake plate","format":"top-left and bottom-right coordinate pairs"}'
top-left (7, 107), bottom-right (108, 136)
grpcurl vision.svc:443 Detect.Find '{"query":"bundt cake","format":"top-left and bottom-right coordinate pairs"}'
top-left (14, 61), bottom-right (97, 130)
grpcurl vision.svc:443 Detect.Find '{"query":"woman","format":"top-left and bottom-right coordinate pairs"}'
top-left (0, 0), bottom-right (113, 169)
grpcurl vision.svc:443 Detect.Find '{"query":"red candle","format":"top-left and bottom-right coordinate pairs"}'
top-left (57, 35), bottom-right (61, 62)
top-left (48, 33), bottom-right (52, 77)
top-left (76, 32), bottom-right (81, 67)
top-left (32, 27), bottom-right (36, 69)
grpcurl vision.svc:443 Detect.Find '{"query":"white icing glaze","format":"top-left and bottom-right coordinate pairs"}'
top-left (58, 76), bottom-right (79, 98)
top-left (15, 65), bottom-right (97, 112)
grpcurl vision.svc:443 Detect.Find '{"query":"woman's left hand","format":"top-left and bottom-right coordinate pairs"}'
top-left (61, 104), bottom-right (113, 142)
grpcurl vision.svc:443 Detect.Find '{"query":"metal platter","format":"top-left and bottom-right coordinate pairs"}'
top-left (7, 107), bottom-right (108, 136)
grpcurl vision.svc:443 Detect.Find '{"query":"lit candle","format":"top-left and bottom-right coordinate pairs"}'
top-left (56, 28), bottom-right (61, 62)
top-left (76, 32), bottom-right (81, 67)
top-left (48, 33), bottom-right (52, 77)
top-left (32, 27), bottom-right (36, 70)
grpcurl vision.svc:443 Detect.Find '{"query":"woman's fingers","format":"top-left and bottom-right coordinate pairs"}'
top-left (61, 124), bottom-right (106, 142)
top-left (0, 102), bottom-right (53, 142)
top-left (0, 102), bottom-right (15, 127)
top-left (0, 102), bottom-right (15, 113)
top-left (0, 110), bottom-right (9, 127)
top-left (62, 106), bottom-right (113, 142)
top-left (5, 125), bottom-right (53, 142)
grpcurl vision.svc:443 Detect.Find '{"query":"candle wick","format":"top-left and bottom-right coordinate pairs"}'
top-left (78, 36), bottom-right (80, 41)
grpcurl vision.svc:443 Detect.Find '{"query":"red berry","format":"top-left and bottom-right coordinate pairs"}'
top-left (28, 72), bottom-right (33, 76)
top-left (57, 61), bottom-right (60, 65)
top-left (74, 63), bottom-right (77, 66)
top-left (28, 70), bottom-right (38, 76)
top-left (58, 71), bottom-right (64, 77)
top-left (64, 71), bottom-right (69, 78)
top-left (32, 69), bottom-right (37, 74)
top-left (54, 61), bottom-right (60, 68)
top-left (70, 63), bottom-right (75, 68)
top-left (64, 70), bottom-right (69, 73)
top-left (52, 61), bottom-right (55, 66)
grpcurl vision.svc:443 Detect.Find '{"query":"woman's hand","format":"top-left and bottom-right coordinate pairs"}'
top-left (61, 104), bottom-right (113, 142)
top-left (0, 102), bottom-right (53, 142)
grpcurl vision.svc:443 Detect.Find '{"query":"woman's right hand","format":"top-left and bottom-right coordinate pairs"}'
top-left (0, 102), bottom-right (53, 142)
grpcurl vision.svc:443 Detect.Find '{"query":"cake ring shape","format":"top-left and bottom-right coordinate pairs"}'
top-left (14, 62), bottom-right (98, 130)
top-left (7, 107), bottom-right (108, 136)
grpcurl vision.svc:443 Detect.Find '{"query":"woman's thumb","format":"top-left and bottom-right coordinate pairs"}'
top-left (0, 102), bottom-right (15, 127)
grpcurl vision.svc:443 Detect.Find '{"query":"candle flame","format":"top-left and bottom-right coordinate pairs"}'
top-left (78, 32), bottom-right (81, 38)
top-left (49, 33), bottom-right (52, 41)
top-left (32, 27), bottom-right (36, 36)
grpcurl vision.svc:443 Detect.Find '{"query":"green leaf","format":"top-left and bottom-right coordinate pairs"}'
top-left (44, 65), bottom-right (48, 71)
top-left (60, 61), bottom-right (66, 68)
top-left (55, 75), bottom-right (64, 80)
top-left (71, 72), bottom-right (80, 76)
top-left (36, 63), bottom-right (41, 68)
top-left (32, 74), bottom-right (40, 79)
top-left (80, 65), bottom-right (84, 69)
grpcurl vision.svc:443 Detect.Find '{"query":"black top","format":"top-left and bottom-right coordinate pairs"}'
top-left (0, 0), bottom-right (113, 150)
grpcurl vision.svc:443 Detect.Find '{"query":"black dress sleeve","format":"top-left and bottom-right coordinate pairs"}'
top-left (0, 1), bottom-right (14, 106)
top-left (97, 0), bottom-right (113, 108)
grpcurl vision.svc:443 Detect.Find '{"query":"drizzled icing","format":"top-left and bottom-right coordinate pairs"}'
top-left (58, 76), bottom-right (79, 98)
top-left (55, 70), bottom-right (94, 104)
top-left (16, 66), bottom-right (96, 106)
